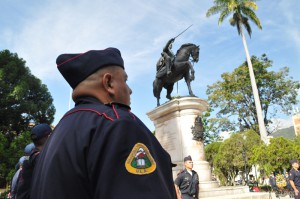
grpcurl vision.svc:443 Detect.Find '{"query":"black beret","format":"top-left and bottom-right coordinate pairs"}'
top-left (184, 155), bottom-right (192, 162)
top-left (57, 48), bottom-right (124, 89)
top-left (290, 159), bottom-right (299, 165)
top-left (30, 123), bottom-right (52, 141)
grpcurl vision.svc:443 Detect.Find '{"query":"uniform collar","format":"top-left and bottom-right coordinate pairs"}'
top-left (105, 102), bottom-right (131, 110)
top-left (74, 96), bottom-right (131, 110)
top-left (74, 96), bottom-right (102, 105)
top-left (184, 169), bottom-right (193, 176)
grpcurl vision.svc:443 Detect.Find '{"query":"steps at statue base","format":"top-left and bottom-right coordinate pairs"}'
top-left (199, 186), bottom-right (269, 199)
top-left (200, 192), bottom-right (269, 199)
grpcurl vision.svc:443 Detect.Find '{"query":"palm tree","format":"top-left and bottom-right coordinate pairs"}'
top-left (206, 0), bottom-right (268, 144)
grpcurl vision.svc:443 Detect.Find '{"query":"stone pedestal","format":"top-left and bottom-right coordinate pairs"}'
top-left (147, 97), bottom-right (219, 189)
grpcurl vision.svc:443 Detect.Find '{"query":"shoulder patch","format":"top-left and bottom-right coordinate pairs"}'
top-left (125, 143), bottom-right (156, 175)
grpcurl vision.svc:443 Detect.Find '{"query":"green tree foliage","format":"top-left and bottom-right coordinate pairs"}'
top-left (0, 50), bottom-right (55, 139)
top-left (251, 137), bottom-right (299, 175)
top-left (214, 135), bottom-right (240, 185)
top-left (293, 137), bottom-right (300, 159)
top-left (0, 133), bottom-right (9, 187)
top-left (202, 108), bottom-right (225, 145)
top-left (1, 131), bottom-right (31, 187)
top-left (293, 136), bottom-right (300, 145)
top-left (0, 49), bottom-right (56, 187)
top-left (206, 0), bottom-right (262, 37)
top-left (208, 132), bottom-right (299, 186)
top-left (243, 130), bottom-right (264, 161)
top-left (205, 141), bottom-right (222, 168)
top-left (206, 54), bottom-right (300, 135)
top-left (212, 130), bottom-right (262, 185)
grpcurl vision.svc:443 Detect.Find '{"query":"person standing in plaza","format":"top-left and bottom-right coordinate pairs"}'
top-left (269, 172), bottom-right (277, 192)
top-left (174, 155), bottom-right (199, 199)
top-left (289, 159), bottom-right (300, 199)
top-left (285, 171), bottom-right (292, 192)
top-left (9, 156), bottom-right (25, 199)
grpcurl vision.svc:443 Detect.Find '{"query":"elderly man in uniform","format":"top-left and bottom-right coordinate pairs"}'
top-left (175, 155), bottom-right (199, 199)
top-left (289, 159), bottom-right (300, 199)
top-left (30, 48), bottom-right (176, 199)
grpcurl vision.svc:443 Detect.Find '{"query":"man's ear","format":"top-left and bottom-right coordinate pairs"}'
top-left (102, 73), bottom-right (114, 95)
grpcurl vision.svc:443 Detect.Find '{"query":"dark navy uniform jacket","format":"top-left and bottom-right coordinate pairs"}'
top-left (30, 97), bottom-right (176, 199)
top-left (174, 169), bottom-right (199, 199)
top-left (290, 168), bottom-right (300, 188)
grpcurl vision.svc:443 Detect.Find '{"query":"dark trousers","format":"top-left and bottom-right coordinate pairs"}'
top-left (294, 187), bottom-right (300, 199)
top-left (294, 192), bottom-right (300, 199)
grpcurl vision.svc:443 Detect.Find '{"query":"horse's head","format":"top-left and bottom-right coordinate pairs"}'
top-left (175, 43), bottom-right (200, 63)
top-left (190, 44), bottom-right (200, 63)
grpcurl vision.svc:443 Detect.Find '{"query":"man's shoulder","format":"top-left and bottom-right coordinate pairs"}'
top-left (174, 170), bottom-right (185, 184)
top-left (289, 169), bottom-right (296, 179)
top-left (29, 150), bottom-right (40, 166)
top-left (290, 168), bottom-right (296, 174)
top-left (177, 169), bottom-right (188, 177)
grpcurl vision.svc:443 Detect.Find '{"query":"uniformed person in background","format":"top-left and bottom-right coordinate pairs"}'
top-left (269, 172), bottom-right (277, 191)
top-left (289, 159), bottom-right (300, 199)
top-left (285, 171), bottom-right (292, 192)
top-left (9, 156), bottom-right (25, 199)
top-left (175, 155), bottom-right (199, 199)
top-left (16, 123), bottom-right (52, 199)
top-left (9, 143), bottom-right (34, 199)
top-left (30, 48), bottom-right (177, 199)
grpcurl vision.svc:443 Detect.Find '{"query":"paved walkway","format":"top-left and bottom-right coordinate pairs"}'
top-left (200, 191), bottom-right (294, 199)
top-left (269, 192), bottom-right (290, 199)
top-left (269, 191), bottom-right (293, 199)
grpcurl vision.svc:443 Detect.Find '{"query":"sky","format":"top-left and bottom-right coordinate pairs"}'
top-left (1, 0), bottom-right (299, 132)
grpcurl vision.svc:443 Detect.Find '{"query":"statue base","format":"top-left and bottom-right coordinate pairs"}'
top-left (147, 97), bottom-right (218, 189)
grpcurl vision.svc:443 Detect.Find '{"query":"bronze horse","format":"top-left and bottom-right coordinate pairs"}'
top-left (153, 43), bottom-right (200, 106)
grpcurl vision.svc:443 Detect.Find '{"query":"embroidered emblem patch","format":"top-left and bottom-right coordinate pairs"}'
top-left (125, 143), bottom-right (156, 175)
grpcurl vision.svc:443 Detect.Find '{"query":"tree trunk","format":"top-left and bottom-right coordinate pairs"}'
top-left (240, 28), bottom-right (269, 144)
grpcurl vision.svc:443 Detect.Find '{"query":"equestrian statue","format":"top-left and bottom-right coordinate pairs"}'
top-left (153, 28), bottom-right (200, 106)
